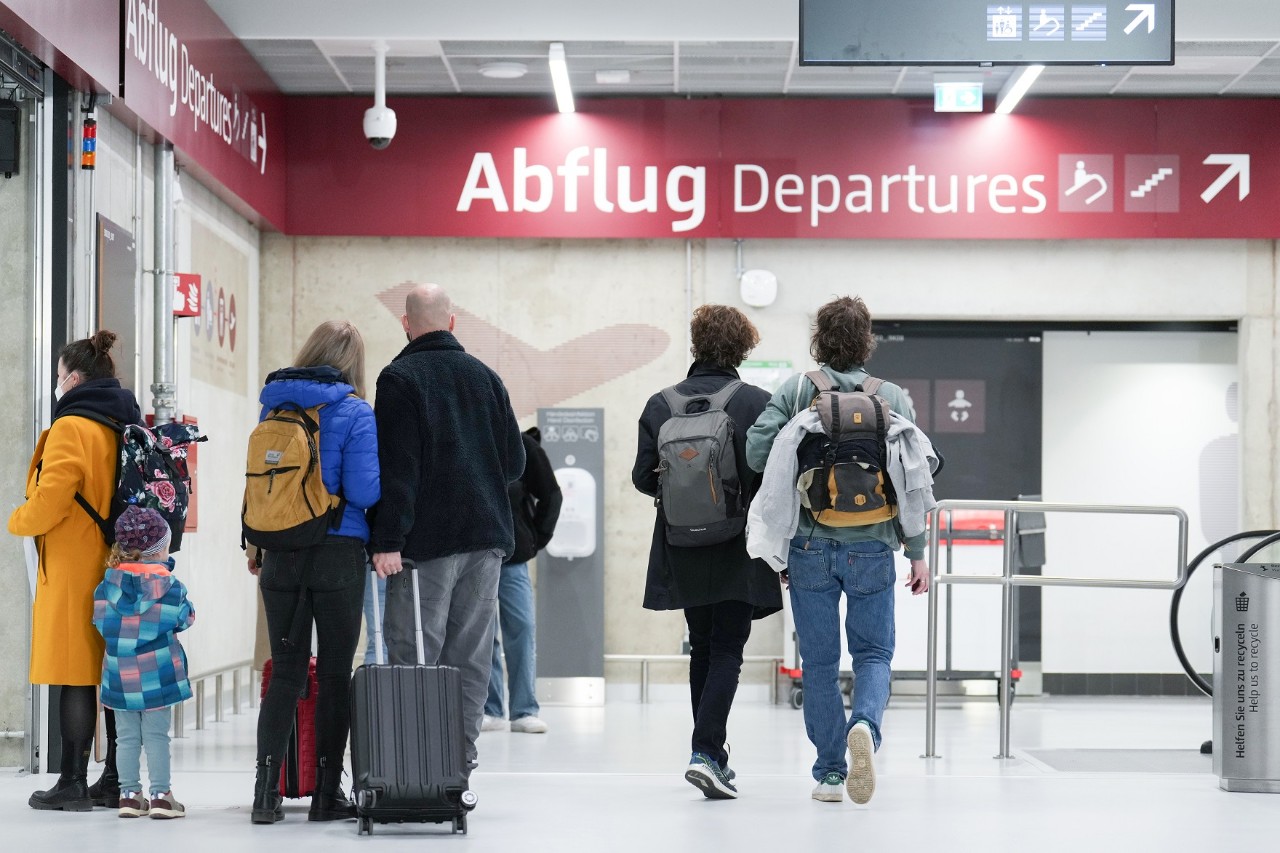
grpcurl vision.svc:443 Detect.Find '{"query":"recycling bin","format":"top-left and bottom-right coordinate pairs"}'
top-left (1214, 562), bottom-right (1280, 793)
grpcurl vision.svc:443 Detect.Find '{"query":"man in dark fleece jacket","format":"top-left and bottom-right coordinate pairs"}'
top-left (370, 283), bottom-right (525, 777)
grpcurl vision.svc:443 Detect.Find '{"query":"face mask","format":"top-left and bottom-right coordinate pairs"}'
top-left (54, 376), bottom-right (68, 401)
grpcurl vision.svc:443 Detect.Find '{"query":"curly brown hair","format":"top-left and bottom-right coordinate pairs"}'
top-left (810, 296), bottom-right (877, 371)
top-left (690, 304), bottom-right (760, 368)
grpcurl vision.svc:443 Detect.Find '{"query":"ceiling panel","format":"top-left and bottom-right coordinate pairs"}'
top-left (1176, 40), bottom-right (1279, 57)
top-left (332, 55), bottom-right (455, 93)
top-left (236, 34), bottom-right (1280, 99)
top-left (1115, 74), bottom-right (1243, 95)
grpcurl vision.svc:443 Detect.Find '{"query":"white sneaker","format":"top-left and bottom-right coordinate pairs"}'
top-left (846, 722), bottom-right (876, 804)
top-left (510, 715), bottom-right (549, 734)
top-left (481, 715), bottom-right (510, 732)
top-left (811, 772), bottom-right (845, 802)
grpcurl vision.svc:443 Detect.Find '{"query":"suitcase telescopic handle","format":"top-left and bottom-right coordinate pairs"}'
top-left (368, 560), bottom-right (428, 667)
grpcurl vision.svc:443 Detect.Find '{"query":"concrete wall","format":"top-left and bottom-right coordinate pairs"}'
top-left (82, 112), bottom-right (263, 701)
top-left (0, 99), bottom-right (36, 766)
top-left (262, 235), bottom-right (1278, 685)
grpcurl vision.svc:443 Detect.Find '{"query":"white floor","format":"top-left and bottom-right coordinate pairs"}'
top-left (2, 694), bottom-right (1277, 852)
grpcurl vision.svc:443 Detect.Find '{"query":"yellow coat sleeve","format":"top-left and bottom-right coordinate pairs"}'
top-left (7, 421), bottom-right (88, 537)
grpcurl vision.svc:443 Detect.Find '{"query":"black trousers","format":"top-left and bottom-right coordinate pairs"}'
top-left (257, 537), bottom-right (365, 770)
top-left (684, 599), bottom-right (754, 768)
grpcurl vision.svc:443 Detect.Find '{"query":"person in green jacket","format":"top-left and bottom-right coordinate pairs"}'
top-left (745, 296), bottom-right (930, 806)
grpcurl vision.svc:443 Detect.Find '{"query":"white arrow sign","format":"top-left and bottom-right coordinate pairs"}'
top-left (1201, 154), bottom-right (1250, 203)
top-left (1124, 4), bottom-right (1156, 35)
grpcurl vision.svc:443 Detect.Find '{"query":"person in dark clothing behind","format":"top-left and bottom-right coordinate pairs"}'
top-left (631, 304), bottom-right (783, 801)
top-left (369, 283), bottom-right (525, 783)
top-left (482, 427), bottom-right (562, 734)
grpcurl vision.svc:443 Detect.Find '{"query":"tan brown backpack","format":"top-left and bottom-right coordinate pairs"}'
top-left (242, 403), bottom-right (344, 551)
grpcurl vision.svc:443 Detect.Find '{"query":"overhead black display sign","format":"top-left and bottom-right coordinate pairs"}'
top-left (801, 0), bottom-right (1174, 66)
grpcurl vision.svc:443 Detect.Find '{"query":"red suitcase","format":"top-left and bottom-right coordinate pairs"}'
top-left (261, 656), bottom-right (318, 798)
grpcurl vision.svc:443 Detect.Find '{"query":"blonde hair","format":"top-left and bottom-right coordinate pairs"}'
top-left (294, 320), bottom-right (367, 398)
top-left (107, 543), bottom-right (144, 568)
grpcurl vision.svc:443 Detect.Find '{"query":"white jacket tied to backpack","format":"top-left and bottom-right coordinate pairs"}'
top-left (746, 408), bottom-right (940, 572)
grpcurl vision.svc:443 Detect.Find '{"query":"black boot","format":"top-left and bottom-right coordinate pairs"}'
top-left (251, 758), bottom-right (284, 824)
top-left (308, 757), bottom-right (356, 821)
top-left (87, 717), bottom-right (119, 809)
top-left (30, 737), bottom-right (92, 812)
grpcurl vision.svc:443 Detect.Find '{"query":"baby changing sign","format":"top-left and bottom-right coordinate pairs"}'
top-left (1213, 562), bottom-right (1280, 793)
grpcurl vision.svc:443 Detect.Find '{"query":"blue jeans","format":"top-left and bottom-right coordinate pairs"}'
top-left (363, 570), bottom-right (387, 665)
top-left (115, 708), bottom-right (172, 795)
top-left (787, 536), bottom-right (895, 782)
top-left (484, 562), bottom-right (540, 720)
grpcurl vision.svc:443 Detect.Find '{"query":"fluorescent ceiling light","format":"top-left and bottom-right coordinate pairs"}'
top-left (548, 42), bottom-right (575, 113)
top-left (994, 64), bottom-right (1044, 115)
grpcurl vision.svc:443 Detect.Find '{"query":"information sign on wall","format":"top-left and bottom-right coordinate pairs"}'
top-left (536, 408), bottom-right (605, 705)
top-left (800, 0), bottom-right (1174, 65)
top-left (285, 97), bottom-right (1280, 241)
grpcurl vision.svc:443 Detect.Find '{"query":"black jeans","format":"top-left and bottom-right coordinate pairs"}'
top-left (257, 537), bottom-right (366, 770)
top-left (685, 599), bottom-right (754, 768)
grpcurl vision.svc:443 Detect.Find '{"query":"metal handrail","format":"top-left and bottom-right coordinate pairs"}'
top-left (924, 499), bottom-right (1188, 760)
top-left (604, 654), bottom-right (783, 704)
top-left (174, 660), bottom-right (255, 737)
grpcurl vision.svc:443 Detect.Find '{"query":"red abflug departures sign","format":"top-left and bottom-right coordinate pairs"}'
top-left (284, 97), bottom-right (1279, 240)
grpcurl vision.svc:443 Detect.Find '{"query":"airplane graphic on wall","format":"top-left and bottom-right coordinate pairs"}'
top-left (377, 282), bottom-right (669, 419)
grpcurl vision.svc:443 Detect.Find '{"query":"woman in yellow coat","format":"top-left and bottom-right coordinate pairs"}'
top-left (9, 331), bottom-right (140, 812)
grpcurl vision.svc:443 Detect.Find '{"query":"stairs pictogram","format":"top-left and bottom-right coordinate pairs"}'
top-left (1130, 167), bottom-right (1174, 198)
top-left (1076, 11), bottom-right (1104, 30)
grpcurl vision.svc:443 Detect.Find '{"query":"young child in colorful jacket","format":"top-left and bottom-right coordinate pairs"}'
top-left (92, 505), bottom-right (195, 819)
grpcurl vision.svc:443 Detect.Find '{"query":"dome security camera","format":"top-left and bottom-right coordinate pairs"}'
top-left (363, 105), bottom-right (397, 150)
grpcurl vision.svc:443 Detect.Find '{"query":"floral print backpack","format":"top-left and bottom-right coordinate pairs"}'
top-left (63, 412), bottom-right (206, 552)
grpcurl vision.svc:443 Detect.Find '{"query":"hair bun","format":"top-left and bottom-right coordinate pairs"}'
top-left (90, 330), bottom-right (117, 356)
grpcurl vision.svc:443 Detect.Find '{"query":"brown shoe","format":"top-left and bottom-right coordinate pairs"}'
top-left (149, 791), bottom-right (185, 819)
top-left (118, 791), bottom-right (150, 818)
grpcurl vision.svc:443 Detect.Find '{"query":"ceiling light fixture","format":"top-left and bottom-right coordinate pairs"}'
top-left (994, 64), bottom-right (1045, 115)
top-left (479, 61), bottom-right (528, 80)
top-left (548, 42), bottom-right (575, 113)
top-left (595, 69), bottom-right (631, 85)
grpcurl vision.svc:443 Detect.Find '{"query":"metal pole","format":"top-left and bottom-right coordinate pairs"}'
top-left (214, 674), bottom-right (225, 723)
top-left (945, 511), bottom-right (955, 673)
top-left (997, 509), bottom-right (1015, 759)
top-left (151, 144), bottom-right (176, 425)
top-left (640, 660), bottom-right (650, 703)
top-left (173, 701), bottom-right (185, 739)
top-left (925, 509), bottom-right (941, 758)
top-left (232, 668), bottom-right (242, 715)
top-left (195, 680), bottom-right (206, 731)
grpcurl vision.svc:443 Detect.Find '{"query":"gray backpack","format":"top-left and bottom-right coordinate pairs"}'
top-left (655, 381), bottom-right (746, 547)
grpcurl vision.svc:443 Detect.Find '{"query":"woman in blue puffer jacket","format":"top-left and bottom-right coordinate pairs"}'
top-left (248, 320), bottom-right (379, 826)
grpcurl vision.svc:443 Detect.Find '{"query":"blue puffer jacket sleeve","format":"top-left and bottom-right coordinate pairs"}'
top-left (320, 395), bottom-right (380, 541)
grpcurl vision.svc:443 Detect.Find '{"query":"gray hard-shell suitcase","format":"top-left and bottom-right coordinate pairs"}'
top-left (350, 562), bottom-right (478, 836)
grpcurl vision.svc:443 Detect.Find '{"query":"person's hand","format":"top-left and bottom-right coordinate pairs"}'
top-left (905, 559), bottom-right (930, 595)
top-left (779, 569), bottom-right (789, 589)
top-left (246, 556), bottom-right (259, 576)
top-left (373, 551), bottom-right (403, 579)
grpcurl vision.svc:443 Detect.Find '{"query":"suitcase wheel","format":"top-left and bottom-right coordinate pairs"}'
top-left (359, 816), bottom-right (374, 836)
top-left (460, 790), bottom-right (479, 811)
top-left (453, 815), bottom-right (467, 835)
